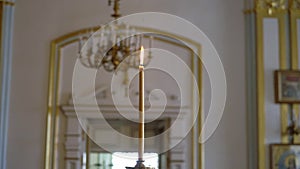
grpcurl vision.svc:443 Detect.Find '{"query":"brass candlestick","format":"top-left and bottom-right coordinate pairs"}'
top-left (126, 47), bottom-right (154, 169)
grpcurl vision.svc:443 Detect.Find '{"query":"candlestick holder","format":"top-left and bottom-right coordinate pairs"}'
top-left (126, 47), bottom-right (155, 169)
top-left (287, 120), bottom-right (299, 144)
top-left (125, 160), bottom-right (155, 169)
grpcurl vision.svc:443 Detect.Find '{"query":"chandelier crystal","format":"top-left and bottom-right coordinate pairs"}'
top-left (78, 0), bottom-right (153, 72)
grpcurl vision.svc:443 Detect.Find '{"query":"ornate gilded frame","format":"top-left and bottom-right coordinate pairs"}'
top-left (269, 143), bottom-right (300, 169)
top-left (290, 1), bottom-right (300, 146)
top-left (44, 26), bottom-right (203, 169)
top-left (245, 0), bottom-right (300, 169)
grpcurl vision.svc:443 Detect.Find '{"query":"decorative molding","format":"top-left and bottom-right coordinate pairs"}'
top-left (256, 0), bottom-right (287, 15)
top-left (291, 0), bottom-right (300, 9)
top-left (244, 0), bottom-right (290, 14)
top-left (0, 1), bottom-right (15, 6)
top-left (63, 112), bottom-right (85, 169)
top-left (256, 0), bottom-right (287, 9)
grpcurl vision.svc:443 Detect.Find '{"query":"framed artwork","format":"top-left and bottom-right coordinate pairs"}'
top-left (274, 70), bottom-right (300, 103)
top-left (270, 144), bottom-right (300, 169)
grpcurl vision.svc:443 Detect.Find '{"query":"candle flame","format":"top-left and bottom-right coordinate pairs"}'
top-left (140, 46), bottom-right (144, 65)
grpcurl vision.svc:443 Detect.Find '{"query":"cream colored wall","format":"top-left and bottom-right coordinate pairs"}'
top-left (7, 0), bottom-right (246, 169)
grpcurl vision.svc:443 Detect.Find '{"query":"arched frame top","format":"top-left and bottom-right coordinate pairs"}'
top-left (44, 26), bottom-right (203, 169)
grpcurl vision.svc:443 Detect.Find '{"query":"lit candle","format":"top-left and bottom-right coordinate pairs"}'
top-left (138, 46), bottom-right (145, 161)
top-left (140, 46), bottom-right (144, 66)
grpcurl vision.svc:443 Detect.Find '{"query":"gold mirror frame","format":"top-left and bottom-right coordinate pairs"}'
top-left (44, 26), bottom-right (203, 169)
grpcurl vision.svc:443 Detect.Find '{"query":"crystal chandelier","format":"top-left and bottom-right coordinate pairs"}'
top-left (79, 0), bottom-right (153, 72)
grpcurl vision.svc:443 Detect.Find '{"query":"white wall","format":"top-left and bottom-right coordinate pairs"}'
top-left (7, 0), bottom-right (246, 169)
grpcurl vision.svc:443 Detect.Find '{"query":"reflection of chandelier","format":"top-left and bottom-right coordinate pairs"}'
top-left (79, 0), bottom-right (153, 71)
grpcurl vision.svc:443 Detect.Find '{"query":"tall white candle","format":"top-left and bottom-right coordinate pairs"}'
top-left (138, 46), bottom-right (145, 161)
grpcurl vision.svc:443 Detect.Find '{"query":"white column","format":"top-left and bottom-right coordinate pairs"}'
top-left (0, 1), bottom-right (15, 169)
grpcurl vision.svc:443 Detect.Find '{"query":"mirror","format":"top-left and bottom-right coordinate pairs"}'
top-left (44, 26), bottom-right (202, 169)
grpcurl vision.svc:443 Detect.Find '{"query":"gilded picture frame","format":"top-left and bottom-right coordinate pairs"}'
top-left (274, 70), bottom-right (300, 103)
top-left (270, 144), bottom-right (300, 169)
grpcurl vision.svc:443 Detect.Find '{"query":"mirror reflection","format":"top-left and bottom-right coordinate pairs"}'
top-left (51, 30), bottom-right (201, 169)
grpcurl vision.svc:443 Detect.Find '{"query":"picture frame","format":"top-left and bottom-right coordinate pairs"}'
top-left (270, 144), bottom-right (300, 169)
top-left (274, 70), bottom-right (300, 103)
